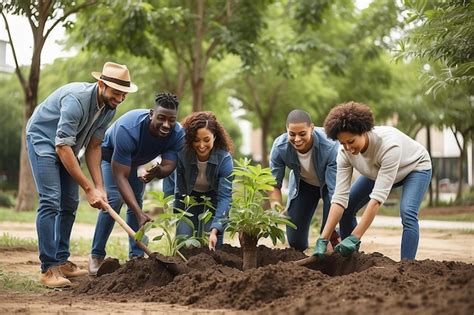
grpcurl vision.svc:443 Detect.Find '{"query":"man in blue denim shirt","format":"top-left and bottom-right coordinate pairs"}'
top-left (269, 109), bottom-right (340, 251)
top-left (88, 93), bottom-right (184, 275)
top-left (26, 62), bottom-right (137, 288)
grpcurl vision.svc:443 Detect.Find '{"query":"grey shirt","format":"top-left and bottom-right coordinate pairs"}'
top-left (332, 126), bottom-right (432, 208)
top-left (26, 82), bottom-right (115, 159)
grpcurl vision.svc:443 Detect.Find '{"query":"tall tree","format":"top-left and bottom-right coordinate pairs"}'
top-left (397, 0), bottom-right (473, 94)
top-left (1, 0), bottom-right (98, 211)
top-left (228, 1), bottom-right (338, 166)
top-left (70, 0), bottom-right (270, 112)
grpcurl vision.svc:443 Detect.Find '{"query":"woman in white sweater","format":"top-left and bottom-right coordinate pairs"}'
top-left (313, 102), bottom-right (432, 260)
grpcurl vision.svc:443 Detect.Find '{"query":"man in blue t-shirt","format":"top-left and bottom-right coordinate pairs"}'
top-left (88, 92), bottom-right (184, 275)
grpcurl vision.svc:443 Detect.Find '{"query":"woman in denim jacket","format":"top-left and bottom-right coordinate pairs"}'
top-left (269, 109), bottom-right (340, 251)
top-left (165, 111), bottom-right (234, 250)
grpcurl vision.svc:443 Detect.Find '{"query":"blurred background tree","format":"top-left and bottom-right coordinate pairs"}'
top-left (1, 0), bottom-right (471, 209)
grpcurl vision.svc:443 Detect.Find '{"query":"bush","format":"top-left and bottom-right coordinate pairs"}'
top-left (459, 189), bottom-right (474, 206)
top-left (0, 191), bottom-right (14, 208)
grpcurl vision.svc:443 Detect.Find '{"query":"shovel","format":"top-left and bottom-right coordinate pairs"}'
top-left (98, 203), bottom-right (190, 276)
top-left (293, 255), bottom-right (319, 266)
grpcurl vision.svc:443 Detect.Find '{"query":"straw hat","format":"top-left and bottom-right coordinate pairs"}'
top-left (91, 62), bottom-right (138, 93)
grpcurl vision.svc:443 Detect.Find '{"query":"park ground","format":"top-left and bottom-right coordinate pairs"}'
top-left (0, 205), bottom-right (472, 314)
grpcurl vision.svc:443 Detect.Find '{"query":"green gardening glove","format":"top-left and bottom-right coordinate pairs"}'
top-left (312, 238), bottom-right (329, 259)
top-left (334, 235), bottom-right (360, 257)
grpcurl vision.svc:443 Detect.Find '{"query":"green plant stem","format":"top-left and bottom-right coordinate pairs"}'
top-left (176, 250), bottom-right (187, 262)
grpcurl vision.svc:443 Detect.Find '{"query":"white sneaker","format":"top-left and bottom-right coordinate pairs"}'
top-left (88, 254), bottom-right (104, 276)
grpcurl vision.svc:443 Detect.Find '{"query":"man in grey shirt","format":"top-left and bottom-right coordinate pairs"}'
top-left (26, 62), bottom-right (137, 287)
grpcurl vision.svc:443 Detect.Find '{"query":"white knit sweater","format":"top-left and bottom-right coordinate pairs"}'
top-left (332, 126), bottom-right (432, 208)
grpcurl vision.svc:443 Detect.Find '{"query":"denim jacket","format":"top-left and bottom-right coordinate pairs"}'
top-left (269, 127), bottom-right (338, 208)
top-left (164, 148), bottom-right (233, 233)
top-left (26, 82), bottom-right (115, 159)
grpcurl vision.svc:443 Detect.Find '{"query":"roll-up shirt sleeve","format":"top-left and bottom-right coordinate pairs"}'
top-left (55, 95), bottom-right (84, 147)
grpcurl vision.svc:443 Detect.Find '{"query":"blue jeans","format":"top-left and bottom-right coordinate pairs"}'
top-left (286, 180), bottom-right (331, 251)
top-left (27, 137), bottom-right (79, 273)
top-left (91, 160), bottom-right (145, 259)
top-left (175, 190), bottom-right (224, 248)
top-left (339, 169), bottom-right (432, 259)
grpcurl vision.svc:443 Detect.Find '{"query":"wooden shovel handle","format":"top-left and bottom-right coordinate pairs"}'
top-left (293, 255), bottom-right (318, 266)
top-left (102, 203), bottom-right (152, 256)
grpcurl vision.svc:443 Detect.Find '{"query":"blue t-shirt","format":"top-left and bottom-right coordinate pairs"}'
top-left (102, 109), bottom-right (184, 167)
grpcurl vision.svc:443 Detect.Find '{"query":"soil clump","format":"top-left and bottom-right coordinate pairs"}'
top-left (71, 244), bottom-right (474, 314)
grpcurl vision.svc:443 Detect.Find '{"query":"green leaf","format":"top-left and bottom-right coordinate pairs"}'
top-left (153, 234), bottom-right (164, 241)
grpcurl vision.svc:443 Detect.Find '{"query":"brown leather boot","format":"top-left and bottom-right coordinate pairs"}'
top-left (59, 261), bottom-right (88, 278)
top-left (39, 266), bottom-right (71, 288)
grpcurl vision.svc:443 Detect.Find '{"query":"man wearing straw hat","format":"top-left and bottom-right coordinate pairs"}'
top-left (26, 62), bottom-right (137, 288)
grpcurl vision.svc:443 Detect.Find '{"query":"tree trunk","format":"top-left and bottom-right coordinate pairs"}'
top-left (16, 97), bottom-right (38, 211)
top-left (239, 232), bottom-right (258, 270)
top-left (426, 125), bottom-right (433, 207)
top-left (260, 120), bottom-right (269, 167)
top-left (191, 0), bottom-right (204, 112)
top-left (16, 122), bottom-right (37, 211)
top-left (456, 138), bottom-right (467, 202)
top-left (435, 169), bottom-right (440, 206)
top-left (191, 78), bottom-right (204, 112)
top-left (16, 44), bottom-right (41, 212)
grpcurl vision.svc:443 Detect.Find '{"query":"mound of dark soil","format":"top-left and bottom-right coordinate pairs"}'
top-left (72, 245), bottom-right (474, 314)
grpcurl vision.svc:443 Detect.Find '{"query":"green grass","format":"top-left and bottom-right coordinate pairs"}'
top-left (0, 232), bottom-right (168, 263)
top-left (420, 213), bottom-right (474, 222)
top-left (376, 205), bottom-right (474, 222)
top-left (0, 269), bottom-right (47, 293)
top-left (0, 202), bottom-right (126, 225)
top-left (0, 233), bottom-right (37, 250)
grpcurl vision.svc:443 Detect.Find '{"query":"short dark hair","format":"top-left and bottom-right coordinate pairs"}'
top-left (323, 101), bottom-right (374, 140)
top-left (155, 92), bottom-right (179, 110)
top-left (286, 109), bottom-right (312, 126)
top-left (182, 111), bottom-right (234, 154)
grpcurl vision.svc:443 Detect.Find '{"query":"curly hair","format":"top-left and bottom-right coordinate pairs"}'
top-left (323, 101), bottom-right (375, 140)
top-left (155, 92), bottom-right (179, 110)
top-left (181, 111), bottom-right (234, 154)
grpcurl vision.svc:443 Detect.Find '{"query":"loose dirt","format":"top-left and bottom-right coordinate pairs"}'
top-left (2, 244), bottom-right (472, 314)
top-left (0, 222), bottom-right (473, 314)
top-left (60, 245), bottom-right (474, 314)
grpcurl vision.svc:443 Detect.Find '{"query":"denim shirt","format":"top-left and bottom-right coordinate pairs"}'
top-left (165, 148), bottom-right (233, 233)
top-left (269, 127), bottom-right (338, 208)
top-left (26, 82), bottom-right (115, 159)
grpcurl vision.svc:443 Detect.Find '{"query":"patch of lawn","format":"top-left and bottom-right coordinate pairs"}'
top-left (0, 207), bottom-right (36, 223)
top-left (420, 213), bottom-right (474, 222)
top-left (0, 233), bottom-right (37, 250)
top-left (0, 203), bottom-right (128, 225)
top-left (0, 269), bottom-right (46, 293)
